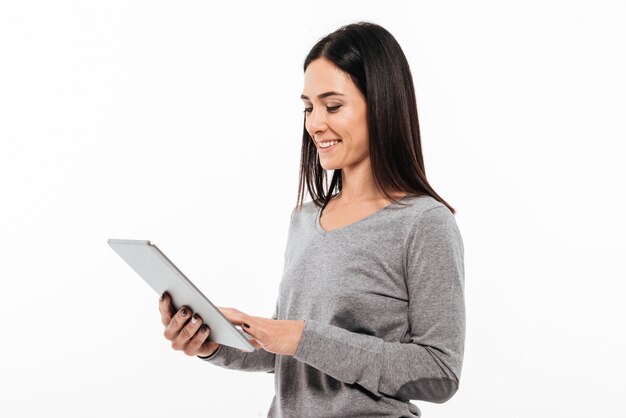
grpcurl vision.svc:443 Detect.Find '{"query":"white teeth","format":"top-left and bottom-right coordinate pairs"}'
top-left (320, 140), bottom-right (340, 148)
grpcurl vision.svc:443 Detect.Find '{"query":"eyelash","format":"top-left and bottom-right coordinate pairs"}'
top-left (303, 105), bottom-right (342, 114)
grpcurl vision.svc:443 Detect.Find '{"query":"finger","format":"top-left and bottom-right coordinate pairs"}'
top-left (240, 317), bottom-right (265, 342)
top-left (218, 307), bottom-right (250, 327)
top-left (184, 323), bottom-right (211, 356)
top-left (219, 307), bottom-right (264, 344)
top-left (172, 312), bottom-right (203, 351)
top-left (163, 306), bottom-right (191, 341)
top-left (159, 292), bottom-right (176, 326)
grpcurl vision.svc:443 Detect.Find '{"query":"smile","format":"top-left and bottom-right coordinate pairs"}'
top-left (318, 140), bottom-right (342, 152)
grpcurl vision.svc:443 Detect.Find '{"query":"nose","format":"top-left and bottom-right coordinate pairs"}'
top-left (305, 106), bottom-right (328, 138)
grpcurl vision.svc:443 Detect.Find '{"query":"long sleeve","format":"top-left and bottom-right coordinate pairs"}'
top-left (198, 304), bottom-right (278, 374)
top-left (292, 206), bottom-right (465, 403)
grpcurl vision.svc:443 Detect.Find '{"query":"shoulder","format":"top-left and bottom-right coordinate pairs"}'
top-left (391, 194), bottom-right (454, 225)
top-left (290, 200), bottom-right (320, 220)
top-left (402, 194), bottom-right (446, 211)
top-left (400, 196), bottom-right (462, 248)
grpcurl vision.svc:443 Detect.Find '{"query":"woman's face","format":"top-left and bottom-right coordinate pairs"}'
top-left (301, 57), bottom-right (369, 171)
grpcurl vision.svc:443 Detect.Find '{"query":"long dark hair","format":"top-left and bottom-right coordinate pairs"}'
top-left (295, 21), bottom-right (456, 215)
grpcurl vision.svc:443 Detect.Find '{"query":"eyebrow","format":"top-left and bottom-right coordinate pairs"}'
top-left (300, 91), bottom-right (345, 100)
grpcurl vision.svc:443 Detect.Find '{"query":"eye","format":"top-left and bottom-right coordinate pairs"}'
top-left (302, 105), bottom-right (342, 114)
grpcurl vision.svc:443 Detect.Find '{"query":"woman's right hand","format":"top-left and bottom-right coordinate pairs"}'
top-left (159, 292), bottom-right (220, 358)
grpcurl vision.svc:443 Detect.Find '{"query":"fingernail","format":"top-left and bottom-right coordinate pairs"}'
top-left (160, 292), bottom-right (166, 302)
top-left (181, 308), bottom-right (187, 317)
top-left (192, 314), bottom-right (198, 325)
top-left (202, 325), bottom-right (208, 333)
top-left (243, 322), bottom-right (250, 329)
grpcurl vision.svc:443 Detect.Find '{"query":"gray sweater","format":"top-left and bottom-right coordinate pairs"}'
top-left (200, 194), bottom-right (465, 417)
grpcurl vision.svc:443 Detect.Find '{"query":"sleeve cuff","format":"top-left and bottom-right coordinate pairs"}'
top-left (197, 344), bottom-right (223, 361)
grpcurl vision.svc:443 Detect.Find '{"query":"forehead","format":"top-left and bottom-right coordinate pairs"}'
top-left (302, 58), bottom-right (356, 98)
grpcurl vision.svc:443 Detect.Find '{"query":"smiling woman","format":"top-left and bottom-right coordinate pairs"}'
top-left (296, 22), bottom-right (456, 217)
top-left (165, 21), bottom-right (466, 418)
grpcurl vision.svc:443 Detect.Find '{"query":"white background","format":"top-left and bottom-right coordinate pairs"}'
top-left (1, 1), bottom-right (625, 417)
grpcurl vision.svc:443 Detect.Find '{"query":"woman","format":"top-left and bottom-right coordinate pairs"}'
top-left (158, 21), bottom-right (465, 418)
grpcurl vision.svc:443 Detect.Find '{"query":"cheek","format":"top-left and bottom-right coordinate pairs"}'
top-left (342, 112), bottom-right (368, 145)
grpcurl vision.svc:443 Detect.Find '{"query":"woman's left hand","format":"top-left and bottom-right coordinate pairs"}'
top-left (220, 307), bottom-right (305, 356)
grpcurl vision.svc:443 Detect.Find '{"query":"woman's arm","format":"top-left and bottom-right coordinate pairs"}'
top-left (292, 207), bottom-right (465, 403)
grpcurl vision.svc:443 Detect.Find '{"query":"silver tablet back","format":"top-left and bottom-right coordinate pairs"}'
top-left (108, 238), bottom-right (255, 352)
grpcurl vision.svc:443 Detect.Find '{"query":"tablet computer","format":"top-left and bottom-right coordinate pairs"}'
top-left (108, 238), bottom-right (256, 352)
